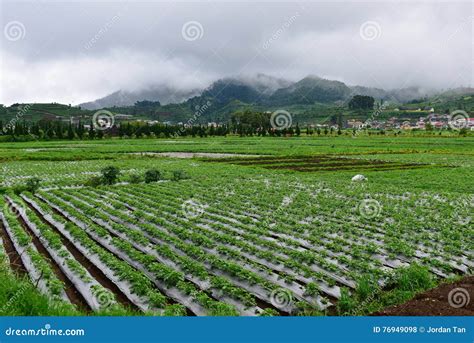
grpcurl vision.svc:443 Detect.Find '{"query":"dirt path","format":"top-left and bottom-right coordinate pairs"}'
top-left (373, 276), bottom-right (474, 316)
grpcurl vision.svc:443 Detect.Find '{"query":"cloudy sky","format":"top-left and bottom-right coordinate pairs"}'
top-left (0, 0), bottom-right (472, 105)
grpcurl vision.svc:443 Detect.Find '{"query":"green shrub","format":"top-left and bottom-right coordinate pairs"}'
top-left (144, 169), bottom-right (162, 183)
top-left (25, 177), bottom-right (41, 193)
top-left (101, 166), bottom-right (120, 185)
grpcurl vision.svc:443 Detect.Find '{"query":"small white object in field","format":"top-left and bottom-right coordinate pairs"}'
top-left (352, 174), bottom-right (367, 182)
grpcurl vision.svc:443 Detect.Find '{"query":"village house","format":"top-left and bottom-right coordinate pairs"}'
top-left (347, 119), bottom-right (364, 129)
top-left (423, 106), bottom-right (435, 112)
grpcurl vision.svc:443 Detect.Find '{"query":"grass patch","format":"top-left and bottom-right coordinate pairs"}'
top-left (337, 264), bottom-right (437, 316)
top-left (0, 264), bottom-right (80, 316)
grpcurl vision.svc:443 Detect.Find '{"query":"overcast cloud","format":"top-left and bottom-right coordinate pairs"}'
top-left (0, 0), bottom-right (472, 105)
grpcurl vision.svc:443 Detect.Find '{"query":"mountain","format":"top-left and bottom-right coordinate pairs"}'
top-left (77, 74), bottom-right (467, 125)
top-left (199, 74), bottom-right (293, 104)
top-left (80, 74), bottom-right (291, 110)
top-left (5, 83), bottom-right (473, 126)
top-left (80, 86), bottom-right (201, 110)
top-left (188, 74), bottom-right (355, 108)
top-left (80, 74), bottom-right (439, 111)
top-left (201, 79), bottom-right (262, 105)
top-left (268, 75), bottom-right (352, 105)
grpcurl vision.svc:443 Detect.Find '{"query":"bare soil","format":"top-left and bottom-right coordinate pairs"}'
top-left (206, 155), bottom-right (432, 172)
top-left (373, 276), bottom-right (474, 316)
top-left (0, 220), bottom-right (28, 275)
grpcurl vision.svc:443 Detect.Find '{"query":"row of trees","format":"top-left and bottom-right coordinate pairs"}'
top-left (230, 110), bottom-right (303, 136)
top-left (0, 120), bottom-right (90, 140)
top-left (119, 122), bottom-right (231, 138)
top-left (0, 120), bottom-right (233, 140)
top-left (0, 117), bottom-right (305, 140)
top-left (0, 118), bottom-right (374, 140)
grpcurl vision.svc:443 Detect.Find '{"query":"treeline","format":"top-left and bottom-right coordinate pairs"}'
top-left (0, 120), bottom-right (234, 141)
top-left (0, 112), bottom-right (307, 141)
top-left (119, 122), bottom-right (231, 138)
top-left (0, 109), bottom-right (388, 141)
top-left (0, 120), bottom-right (88, 140)
top-left (231, 110), bottom-right (302, 136)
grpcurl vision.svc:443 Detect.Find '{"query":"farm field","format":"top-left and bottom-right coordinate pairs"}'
top-left (0, 135), bottom-right (472, 316)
